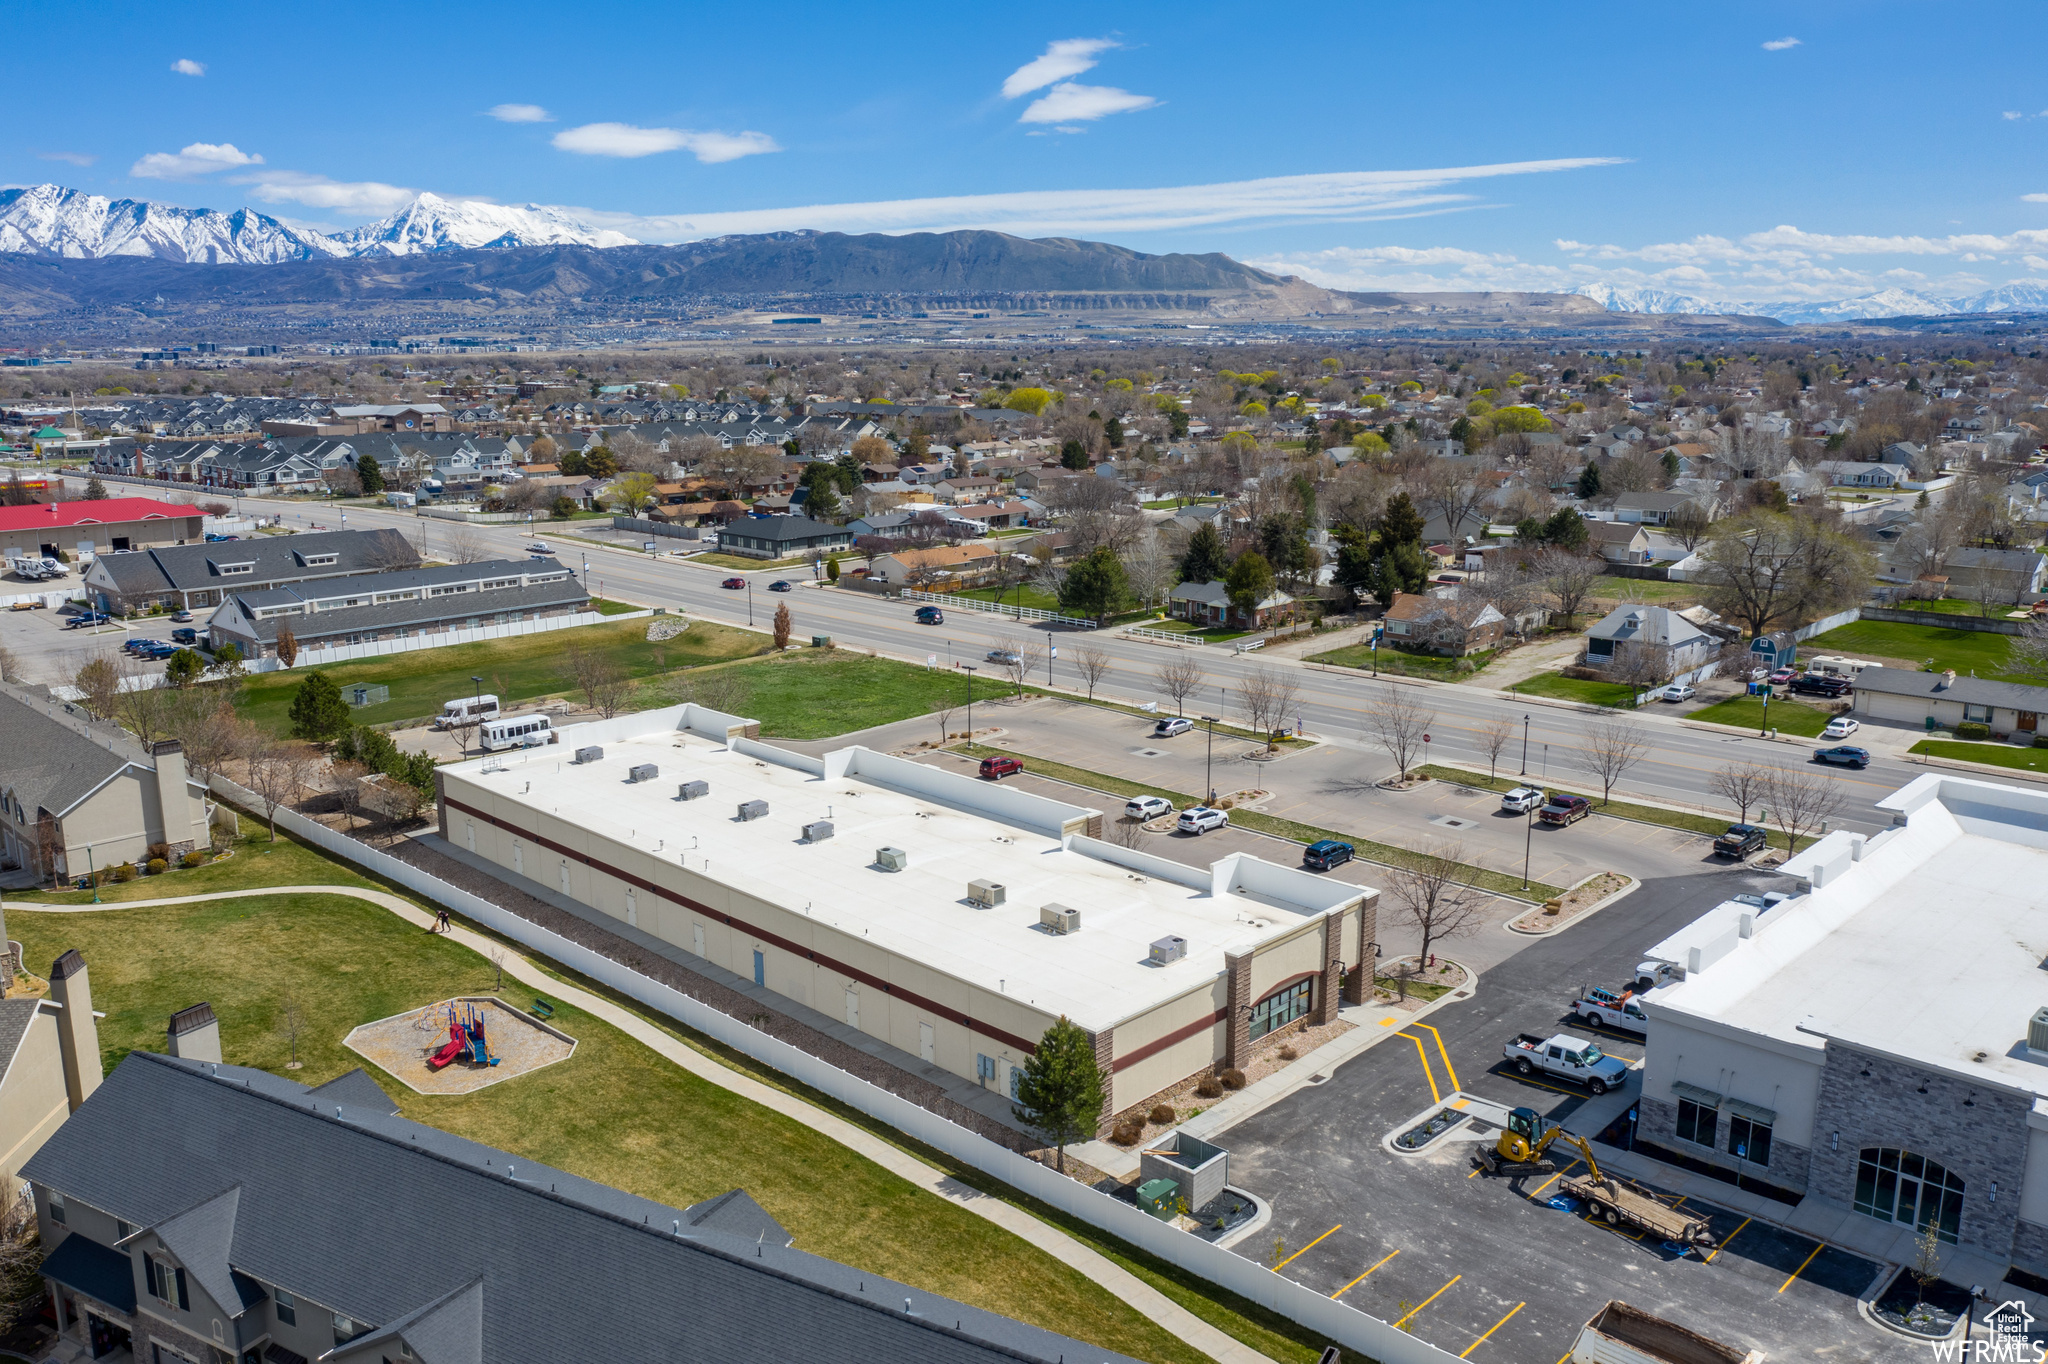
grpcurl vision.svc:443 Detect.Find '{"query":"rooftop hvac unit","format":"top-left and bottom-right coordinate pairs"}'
top-left (802, 820), bottom-right (834, 843)
top-left (628, 763), bottom-right (659, 784)
top-left (875, 846), bottom-right (908, 872)
top-left (737, 799), bottom-right (769, 822)
top-left (677, 779), bottom-right (709, 801)
top-left (1040, 904), bottom-right (1081, 935)
top-left (573, 745), bottom-right (604, 764)
top-left (2031, 1006), bottom-right (2048, 1055)
top-left (967, 878), bottom-right (1006, 908)
top-left (1149, 935), bottom-right (1188, 966)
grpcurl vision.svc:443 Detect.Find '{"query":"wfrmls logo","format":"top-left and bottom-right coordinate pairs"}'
top-left (1928, 1300), bottom-right (2040, 1362)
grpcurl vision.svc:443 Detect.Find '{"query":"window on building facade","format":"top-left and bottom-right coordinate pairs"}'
top-left (1726, 1113), bottom-right (1772, 1167)
top-left (1674, 1098), bottom-right (1717, 1148)
top-left (1248, 979), bottom-right (1313, 1041)
top-left (274, 1288), bottom-right (296, 1326)
top-left (1854, 1147), bottom-right (1965, 1243)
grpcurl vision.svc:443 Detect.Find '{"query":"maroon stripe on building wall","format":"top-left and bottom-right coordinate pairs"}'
top-left (1111, 1009), bottom-right (1226, 1073)
top-left (443, 793), bottom-right (1039, 1055)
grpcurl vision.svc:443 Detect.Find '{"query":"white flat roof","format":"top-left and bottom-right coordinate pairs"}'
top-left (448, 726), bottom-right (1357, 1031)
top-left (1657, 774), bottom-right (2048, 1097)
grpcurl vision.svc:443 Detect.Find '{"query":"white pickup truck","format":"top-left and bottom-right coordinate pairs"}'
top-left (1503, 1032), bottom-right (1630, 1095)
top-left (1570, 986), bottom-right (1647, 1033)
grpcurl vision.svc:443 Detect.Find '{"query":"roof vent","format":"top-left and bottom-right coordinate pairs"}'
top-left (737, 799), bottom-right (769, 822)
top-left (677, 779), bottom-right (709, 801)
top-left (1040, 904), bottom-right (1080, 935)
top-left (1149, 935), bottom-right (1187, 966)
top-left (875, 846), bottom-right (908, 872)
top-left (574, 745), bottom-right (604, 764)
top-left (628, 763), bottom-right (659, 783)
top-left (802, 820), bottom-right (834, 843)
top-left (2030, 1006), bottom-right (2048, 1055)
top-left (967, 878), bottom-right (1005, 908)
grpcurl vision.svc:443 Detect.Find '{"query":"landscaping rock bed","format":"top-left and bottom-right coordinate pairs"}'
top-left (1102, 1016), bottom-right (1356, 1149)
top-left (1870, 1270), bottom-right (1970, 1339)
top-left (1510, 871), bottom-right (1632, 933)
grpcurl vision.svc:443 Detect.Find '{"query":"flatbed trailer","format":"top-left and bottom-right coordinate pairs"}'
top-left (1561, 1169), bottom-right (1715, 1247)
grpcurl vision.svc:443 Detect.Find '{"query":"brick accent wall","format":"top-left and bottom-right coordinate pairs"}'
top-left (1310, 912), bottom-right (1341, 1025)
top-left (1639, 1093), bottom-right (1812, 1191)
top-left (1223, 951), bottom-right (1252, 1071)
top-left (140, 1313), bottom-right (231, 1364)
top-left (1809, 1044), bottom-right (2031, 1258)
top-left (1089, 1026), bottom-right (1116, 1136)
top-left (2013, 1219), bottom-right (2048, 1276)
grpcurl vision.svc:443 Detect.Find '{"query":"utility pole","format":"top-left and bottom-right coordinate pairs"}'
top-left (1519, 713), bottom-right (1530, 776)
top-left (962, 665), bottom-right (977, 744)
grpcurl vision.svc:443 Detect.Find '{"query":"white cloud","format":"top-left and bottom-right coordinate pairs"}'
top-left (1761, 36), bottom-right (1801, 51)
top-left (551, 122), bottom-right (780, 162)
top-left (2026, 193), bottom-right (2048, 203)
top-left (580, 157), bottom-right (1620, 242)
top-left (2007, 111), bottom-right (2027, 121)
top-left (130, 142), bottom-right (262, 180)
top-left (1019, 82), bottom-right (1158, 124)
top-left (170, 58), bottom-right (205, 76)
top-left (1001, 38), bottom-right (1117, 98)
top-left (236, 171), bottom-right (415, 214)
top-left (487, 103), bottom-right (553, 123)
top-left (37, 151), bottom-right (95, 167)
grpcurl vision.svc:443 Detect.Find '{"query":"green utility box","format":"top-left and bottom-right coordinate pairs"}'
top-left (811, 635), bottom-right (832, 648)
top-left (1137, 1178), bottom-right (1180, 1221)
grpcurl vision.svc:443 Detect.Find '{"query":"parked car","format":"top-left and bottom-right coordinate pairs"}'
top-left (64, 611), bottom-right (110, 628)
top-left (123, 638), bottom-right (163, 654)
top-left (1656, 683), bottom-right (1697, 703)
top-left (1813, 744), bottom-right (1870, 769)
top-left (1571, 986), bottom-right (1648, 1034)
top-left (1125, 795), bottom-right (1173, 821)
top-left (978, 755), bottom-right (1024, 780)
top-left (768, 580), bottom-right (793, 593)
top-left (137, 642), bottom-right (177, 660)
top-left (1713, 823), bottom-right (1768, 859)
top-left (1503, 1032), bottom-right (1629, 1095)
top-left (721, 577), bottom-right (747, 590)
top-left (1538, 794), bottom-right (1593, 826)
top-left (986, 648), bottom-right (1021, 666)
top-left (170, 628), bottom-right (198, 645)
top-left (526, 541), bottom-right (554, 555)
top-left (1303, 839), bottom-right (1355, 871)
top-left (1791, 673), bottom-right (1852, 698)
top-left (1768, 667), bottom-right (1797, 685)
top-left (171, 609), bottom-right (194, 623)
top-left (1177, 806), bottom-right (1229, 836)
top-left (203, 533), bottom-right (237, 542)
top-left (913, 605), bottom-right (944, 625)
top-left (1500, 785), bottom-right (1546, 814)
top-left (1152, 716), bottom-right (1194, 738)
top-left (1821, 716), bottom-right (1861, 739)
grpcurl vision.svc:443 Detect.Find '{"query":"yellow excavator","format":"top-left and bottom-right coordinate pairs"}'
top-left (1475, 1106), bottom-right (1595, 1177)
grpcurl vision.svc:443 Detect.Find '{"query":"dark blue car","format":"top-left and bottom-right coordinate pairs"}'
top-left (1303, 839), bottom-right (1354, 871)
top-left (914, 605), bottom-right (944, 625)
top-left (1812, 745), bottom-right (1870, 769)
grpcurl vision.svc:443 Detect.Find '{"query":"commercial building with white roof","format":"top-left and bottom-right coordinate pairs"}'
top-left (434, 703), bottom-right (1377, 1122)
top-left (1636, 772), bottom-right (2048, 1275)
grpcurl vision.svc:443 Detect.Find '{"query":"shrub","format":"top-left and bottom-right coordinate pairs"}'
top-left (1220, 1068), bottom-right (1246, 1090)
top-left (1148, 1103), bottom-right (1175, 1125)
top-left (1109, 1120), bottom-right (1145, 1146)
top-left (145, 842), bottom-right (170, 862)
top-left (1277, 1045), bottom-right (1299, 1062)
top-left (146, 858), bottom-right (168, 876)
top-left (180, 850), bottom-right (205, 868)
top-left (1957, 721), bottom-right (1992, 740)
top-left (2034, 734), bottom-right (2048, 749)
top-left (1195, 1076), bottom-right (1223, 1099)
top-left (112, 863), bottom-right (137, 883)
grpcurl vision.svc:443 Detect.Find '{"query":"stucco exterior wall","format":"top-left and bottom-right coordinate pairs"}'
top-left (0, 1008), bottom-right (68, 1184)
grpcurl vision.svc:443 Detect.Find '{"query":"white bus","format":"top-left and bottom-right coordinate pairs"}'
top-left (435, 694), bottom-right (501, 729)
top-left (479, 714), bottom-right (552, 751)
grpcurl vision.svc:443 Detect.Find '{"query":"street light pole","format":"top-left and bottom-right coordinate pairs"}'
top-left (1523, 805), bottom-right (1534, 890)
top-left (962, 664), bottom-right (977, 743)
top-left (747, 578), bottom-right (754, 627)
top-left (1519, 713), bottom-right (1530, 776)
top-left (1200, 714), bottom-right (1218, 806)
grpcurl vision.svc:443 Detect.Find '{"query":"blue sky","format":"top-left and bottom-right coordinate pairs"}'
top-left (11, 0), bottom-right (2048, 302)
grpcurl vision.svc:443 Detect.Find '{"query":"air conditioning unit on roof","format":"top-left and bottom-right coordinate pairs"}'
top-left (677, 779), bottom-right (709, 801)
top-left (628, 763), bottom-right (658, 783)
top-left (875, 846), bottom-right (908, 871)
top-left (967, 878), bottom-right (1005, 908)
top-left (573, 745), bottom-right (603, 764)
top-left (1149, 935), bottom-right (1187, 966)
top-left (737, 800), bottom-right (769, 822)
top-left (1040, 904), bottom-right (1080, 935)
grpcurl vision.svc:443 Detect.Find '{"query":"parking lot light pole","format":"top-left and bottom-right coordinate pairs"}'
top-left (962, 664), bottom-right (977, 743)
top-left (471, 675), bottom-right (483, 715)
top-left (1523, 805), bottom-right (1535, 890)
top-left (1200, 714), bottom-right (1218, 805)
top-left (1519, 713), bottom-right (1530, 776)
top-left (747, 578), bottom-right (754, 627)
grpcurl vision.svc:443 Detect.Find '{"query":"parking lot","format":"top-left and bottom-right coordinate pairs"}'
top-left (1219, 867), bottom-right (1922, 1362)
top-left (0, 593), bottom-right (171, 688)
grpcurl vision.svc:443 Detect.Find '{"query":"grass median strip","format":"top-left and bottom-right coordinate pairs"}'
top-left (1416, 763), bottom-right (1810, 853)
top-left (960, 743), bottom-right (1565, 901)
top-left (1911, 738), bottom-right (2048, 774)
top-left (1684, 694), bottom-right (1833, 737)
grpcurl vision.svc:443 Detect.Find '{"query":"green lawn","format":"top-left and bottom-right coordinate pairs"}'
top-left (1803, 619), bottom-right (2021, 681)
top-left (235, 618), bottom-right (771, 734)
top-left (954, 583), bottom-right (1063, 613)
top-left (1586, 578), bottom-right (1701, 607)
top-left (1685, 693), bottom-right (1836, 737)
top-left (719, 650), bottom-right (1013, 740)
top-left (688, 550), bottom-right (817, 570)
top-left (586, 596), bottom-right (644, 615)
top-left (1896, 597), bottom-right (2010, 618)
top-left (1910, 738), bottom-right (2048, 774)
top-left (1307, 644), bottom-right (1494, 679)
top-left (1417, 763), bottom-right (1811, 852)
top-left (1505, 673), bottom-right (1638, 707)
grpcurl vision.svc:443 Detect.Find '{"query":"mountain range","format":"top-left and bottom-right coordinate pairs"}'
top-left (1574, 281), bottom-right (2048, 323)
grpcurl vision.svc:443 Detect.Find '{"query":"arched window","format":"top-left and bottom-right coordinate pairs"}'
top-left (1249, 978), bottom-right (1314, 1042)
top-left (1854, 1148), bottom-right (1964, 1243)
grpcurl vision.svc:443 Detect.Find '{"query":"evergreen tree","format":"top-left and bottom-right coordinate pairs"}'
top-left (1012, 1016), bottom-right (1106, 1174)
top-left (1576, 461), bottom-right (1603, 500)
top-left (1179, 522), bottom-right (1230, 583)
top-left (1167, 408), bottom-right (1190, 439)
top-left (1543, 508), bottom-right (1589, 550)
top-left (1660, 449), bottom-right (1681, 483)
top-left (1449, 415), bottom-right (1475, 452)
top-left (356, 452), bottom-right (385, 494)
top-left (1058, 546), bottom-right (1129, 623)
top-left (1330, 524), bottom-right (1377, 600)
top-left (1224, 550), bottom-right (1276, 623)
top-left (82, 476), bottom-right (109, 500)
top-left (1060, 438), bottom-right (1090, 470)
top-left (1379, 491), bottom-right (1426, 547)
top-left (163, 649), bottom-right (204, 688)
top-left (1103, 414), bottom-right (1125, 448)
top-left (287, 671), bottom-right (351, 744)
top-left (1366, 541), bottom-right (1432, 603)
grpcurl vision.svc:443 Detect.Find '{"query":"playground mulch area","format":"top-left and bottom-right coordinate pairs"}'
top-left (345, 995), bottom-right (576, 1095)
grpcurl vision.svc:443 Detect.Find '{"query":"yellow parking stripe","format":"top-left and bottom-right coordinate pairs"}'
top-left (1779, 1241), bottom-right (1825, 1293)
top-left (1504, 1072), bottom-right (1581, 1098)
top-left (1412, 1020), bottom-right (1462, 1092)
top-left (1703, 1217), bottom-right (1750, 1264)
top-left (1461, 1302), bottom-right (1524, 1357)
top-left (1399, 1032), bottom-right (1442, 1102)
top-left (1392, 1275), bottom-right (1461, 1329)
top-left (1529, 1159), bottom-right (1580, 1197)
top-left (1332, 1248), bottom-right (1399, 1299)
top-left (1272, 1224), bottom-right (1341, 1272)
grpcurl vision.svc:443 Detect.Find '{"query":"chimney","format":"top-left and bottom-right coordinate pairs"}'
top-left (47, 950), bottom-right (102, 1112)
top-left (150, 739), bottom-right (199, 854)
top-left (167, 1002), bottom-right (222, 1064)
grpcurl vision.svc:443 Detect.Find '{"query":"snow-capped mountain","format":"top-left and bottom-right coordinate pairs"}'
top-left (1571, 284), bottom-right (1721, 314)
top-left (1754, 288), bottom-right (1956, 324)
top-left (1579, 279), bottom-right (2048, 322)
top-left (1954, 281), bottom-right (2048, 314)
top-left (0, 184), bottom-right (635, 264)
top-left (325, 192), bottom-right (638, 257)
top-left (0, 184), bottom-right (340, 263)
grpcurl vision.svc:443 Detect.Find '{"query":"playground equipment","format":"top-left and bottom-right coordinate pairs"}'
top-left (425, 1002), bottom-right (501, 1071)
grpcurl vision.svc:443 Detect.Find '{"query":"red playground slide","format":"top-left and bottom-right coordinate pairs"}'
top-left (427, 1020), bottom-right (466, 1070)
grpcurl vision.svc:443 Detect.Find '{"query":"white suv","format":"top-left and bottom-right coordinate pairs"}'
top-left (1126, 795), bottom-right (1174, 821)
top-left (1177, 807), bottom-right (1228, 835)
top-left (1500, 786), bottom-right (1546, 814)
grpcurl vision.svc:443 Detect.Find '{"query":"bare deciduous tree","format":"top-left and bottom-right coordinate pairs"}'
top-left (1709, 761), bottom-right (1771, 824)
top-left (1608, 641), bottom-right (1677, 700)
top-left (1475, 715), bottom-right (1515, 782)
top-left (1529, 546), bottom-right (1605, 625)
top-left (330, 759), bottom-right (368, 832)
top-left (1570, 718), bottom-right (1651, 806)
top-left (1106, 815), bottom-right (1148, 849)
top-left (0, 1174), bottom-right (43, 1329)
top-left (1363, 686), bottom-right (1435, 781)
top-left (72, 651), bottom-right (126, 720)
top-left (244, 740), bottom-right (314, 841)
top-left (1236, 663), bottom-right (1302, 751)
top-left (566, 643), bottom-right (631, 718)
top-left (1155, 654), bottom-right (1206, 715)
top-left (1069, 644), bottom-right (1113, 701)
top-left (445, 524), bottom-right (490, 564)
top-left (1383, 840), bottom-right (1487, 969)
top-left (1758, 763), bottom-right (1847, 851)
top-left (280, 994), bottom-right (304, 1069)
top-left (2011, 615), bottom-right (2048, 682)
top-left (670, 665), bottom-right (750, 716)
top-left (992, 633), bottom-right (1044, 698)
top-left (1665, 502), bottom-right (1713, 553)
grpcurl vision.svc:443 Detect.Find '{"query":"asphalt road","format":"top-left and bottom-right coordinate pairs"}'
top-left (1218, 867), bottom-right (1914, 1363)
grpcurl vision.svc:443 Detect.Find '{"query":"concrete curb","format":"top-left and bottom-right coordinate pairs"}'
top-left (1902, 750), bottom-right (2048, 787)
top-left (1505, 873), bottom-right (1641, 937)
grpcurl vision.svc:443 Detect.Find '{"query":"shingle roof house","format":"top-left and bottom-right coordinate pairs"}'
top-left (85, 529), bottom-right (421, 613)
top-left (23, 1051), bottom-right (1143, 1364)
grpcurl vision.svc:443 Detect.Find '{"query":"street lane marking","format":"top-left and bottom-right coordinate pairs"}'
top-left (1392, 1275), bottom-right (1461, 1329)
top-left (1778, 1241), bottom-right (1825, 1293)
top-left (1412, 1020), bottom-right (1462, 1092)
top-left (1461, 1302), bottom-right (1524, 1357)
top-left (1702, 1217), bottom-right (1750, 1264)
top-left (1399, 1032), bottom-right (1442, 1102)
top-left (1272, 1224), bottom-right (1341, 1271)
top-left (1332, 1248), bottom-right (1400, 1299)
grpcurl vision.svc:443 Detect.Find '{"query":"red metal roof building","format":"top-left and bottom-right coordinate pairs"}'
top-left (0, 498), bottom-right (205, 559)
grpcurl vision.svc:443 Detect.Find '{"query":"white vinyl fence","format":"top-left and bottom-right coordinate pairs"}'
top-left (199, 770), bottom-right (1463, 1364)
top-left (901, 589), bottom-right (1098, 630)
top-left (261, 608), bottom-right (654, 671)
